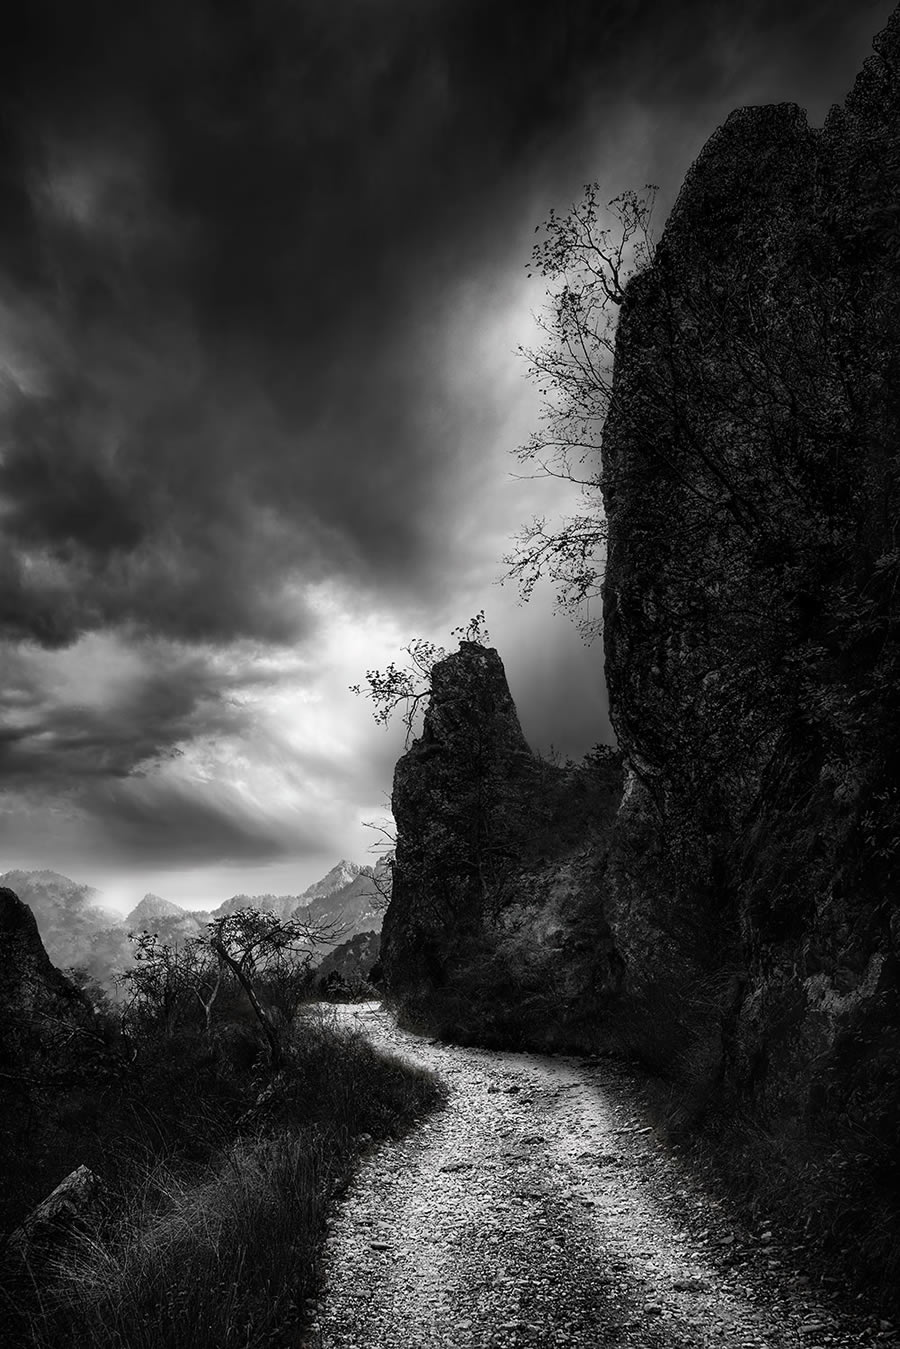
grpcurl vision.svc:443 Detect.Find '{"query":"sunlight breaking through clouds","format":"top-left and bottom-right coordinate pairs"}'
top-left (0, 0), bottom-right (886, 905)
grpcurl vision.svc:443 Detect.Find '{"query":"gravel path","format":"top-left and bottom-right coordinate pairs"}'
top-left (302, 1003), bottom-right (898, 1349)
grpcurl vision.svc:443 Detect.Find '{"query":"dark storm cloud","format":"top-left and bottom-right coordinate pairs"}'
top-left (0, 0), bottom-right (891, 651)
top-left (0, 636), bottom-right (353, 866)
top-left (84, 776), bottom-right (320, 867)
top-left (0, 641), bottom-right (269, 783)
top-left (0, 0), bottom-right (894, 880)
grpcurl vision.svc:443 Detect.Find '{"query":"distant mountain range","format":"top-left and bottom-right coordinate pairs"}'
top-left (124, 893), bottom-right (204, 939)
top-left (0, 859), bottom-right (390, 988)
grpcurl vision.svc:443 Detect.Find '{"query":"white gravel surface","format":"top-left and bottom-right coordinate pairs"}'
top-left (301, 1003), bottom-right (898, 1349)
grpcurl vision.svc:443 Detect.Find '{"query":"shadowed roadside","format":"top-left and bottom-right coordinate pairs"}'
top-left (304, 1005), bottom-right (897, 1349)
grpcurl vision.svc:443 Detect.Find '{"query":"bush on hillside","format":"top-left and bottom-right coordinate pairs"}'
top-left (1, 1004), bottom-right (443, 1349)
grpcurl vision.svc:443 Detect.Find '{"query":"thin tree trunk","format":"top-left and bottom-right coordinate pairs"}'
top-left (212, 944), bottom-right (282, 1069)
top-left (194, 964), bottom-right (224, 1038)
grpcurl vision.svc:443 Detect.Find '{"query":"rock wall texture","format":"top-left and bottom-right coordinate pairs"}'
top-left (600, 5), bottom-right (900, 1284)
top-left (381, 7), bottom-right (900, 1298)
top-left (381, 643), bottom-right (623, 1047)
top-left (0, 886), bottom-right (110, 1233)
top-left (0, 885), bottom-right (96, 1036)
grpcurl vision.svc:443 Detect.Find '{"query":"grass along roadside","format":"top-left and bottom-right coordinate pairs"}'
top-left (4, 1008), bottom-right (444, 1349)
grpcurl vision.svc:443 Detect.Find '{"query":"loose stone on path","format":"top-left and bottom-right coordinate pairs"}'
top-left (301, 1004), bottom-right (899, 1349)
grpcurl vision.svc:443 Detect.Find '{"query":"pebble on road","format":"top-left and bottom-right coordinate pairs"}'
top-left (301, 1004), bottom-right (898, 1349)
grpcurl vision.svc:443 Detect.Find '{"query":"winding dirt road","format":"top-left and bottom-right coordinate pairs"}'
top-left (302, 1004), bottom-right (897, 1349)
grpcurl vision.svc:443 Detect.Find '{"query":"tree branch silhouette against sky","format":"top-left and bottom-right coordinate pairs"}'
top-left (0, 0), bottom-right (891, 909)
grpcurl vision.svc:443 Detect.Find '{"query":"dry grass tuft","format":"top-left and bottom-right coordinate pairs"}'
top-left (3, 1013), bottom-right (443, 1349)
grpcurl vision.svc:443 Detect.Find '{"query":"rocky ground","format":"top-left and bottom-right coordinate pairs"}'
top-left (301, 1004), bottom-right (898, 1349)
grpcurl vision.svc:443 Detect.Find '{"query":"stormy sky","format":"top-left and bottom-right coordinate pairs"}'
top-left (0, 0), bottom-right (891, 910)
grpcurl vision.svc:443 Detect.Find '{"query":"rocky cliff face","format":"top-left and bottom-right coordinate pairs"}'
top-left (600, 5), bottom-right (900, 1283)
top-left (381, 643), bottom-right (623, 1046)
top-left (380, 7), bottom-right (900, 1297)
top-left (0, 886), bottom-right (96, 1028)
top-left (0, 886), bottom-right (110, 1232)
top-left (0, 869), bottom-right (124, 979)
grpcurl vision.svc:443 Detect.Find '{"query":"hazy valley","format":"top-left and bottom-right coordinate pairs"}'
top-left (0, 859), bottom-right (387, 993)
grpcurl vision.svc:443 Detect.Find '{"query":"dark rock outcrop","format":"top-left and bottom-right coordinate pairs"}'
top-left (599, 4), bottom-right (900, 1289)
top-left (7, 1164), bottom-right (103, 1263)
top-left (0, 887), bottom-right (112, 1235)
top-left (0, 869), bottom-right (128, 985)
top-left (0, 886), bottom-right (96, 1030)
top-left (381, 644), bottom-right (623, 1046)
top-left (380, 6), bottom-right (900, 1300)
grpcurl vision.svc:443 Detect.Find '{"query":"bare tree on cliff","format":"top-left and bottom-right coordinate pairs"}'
top-left (504, 185), bottom-right (657, 639)
top-left (508, 175), bottom-right (900, 679)
top-left (352, 620), bottom-right (540, 923)
top-left (350, 611), bottom-right (490, 745)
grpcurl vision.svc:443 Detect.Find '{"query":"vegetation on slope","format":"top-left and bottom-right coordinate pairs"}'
top-left (1, 895), bottom-right (442, 1349)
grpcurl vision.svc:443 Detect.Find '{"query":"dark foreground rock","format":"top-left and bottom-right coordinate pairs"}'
top-left (0, 887), bottom-right (113, 1236)
top-left (0, 886), bottom-right (97, 1026)
top-left (599, 0), bottom-right (900, 1298)
top-left (7, 1165), bottom-right (103, 1263)
top-left (380, 5), bottom-right (900, 1309)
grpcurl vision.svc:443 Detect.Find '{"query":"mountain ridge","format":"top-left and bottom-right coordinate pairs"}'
top-left (0, 857), bottom-right (388, 987)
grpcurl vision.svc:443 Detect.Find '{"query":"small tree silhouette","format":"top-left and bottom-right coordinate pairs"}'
top-left (350, 611), bottom-right (490, 744)
top-left (505, 185), bottom-right (657, 639)
top-left (205, 909), bottom-right (345, 1068)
